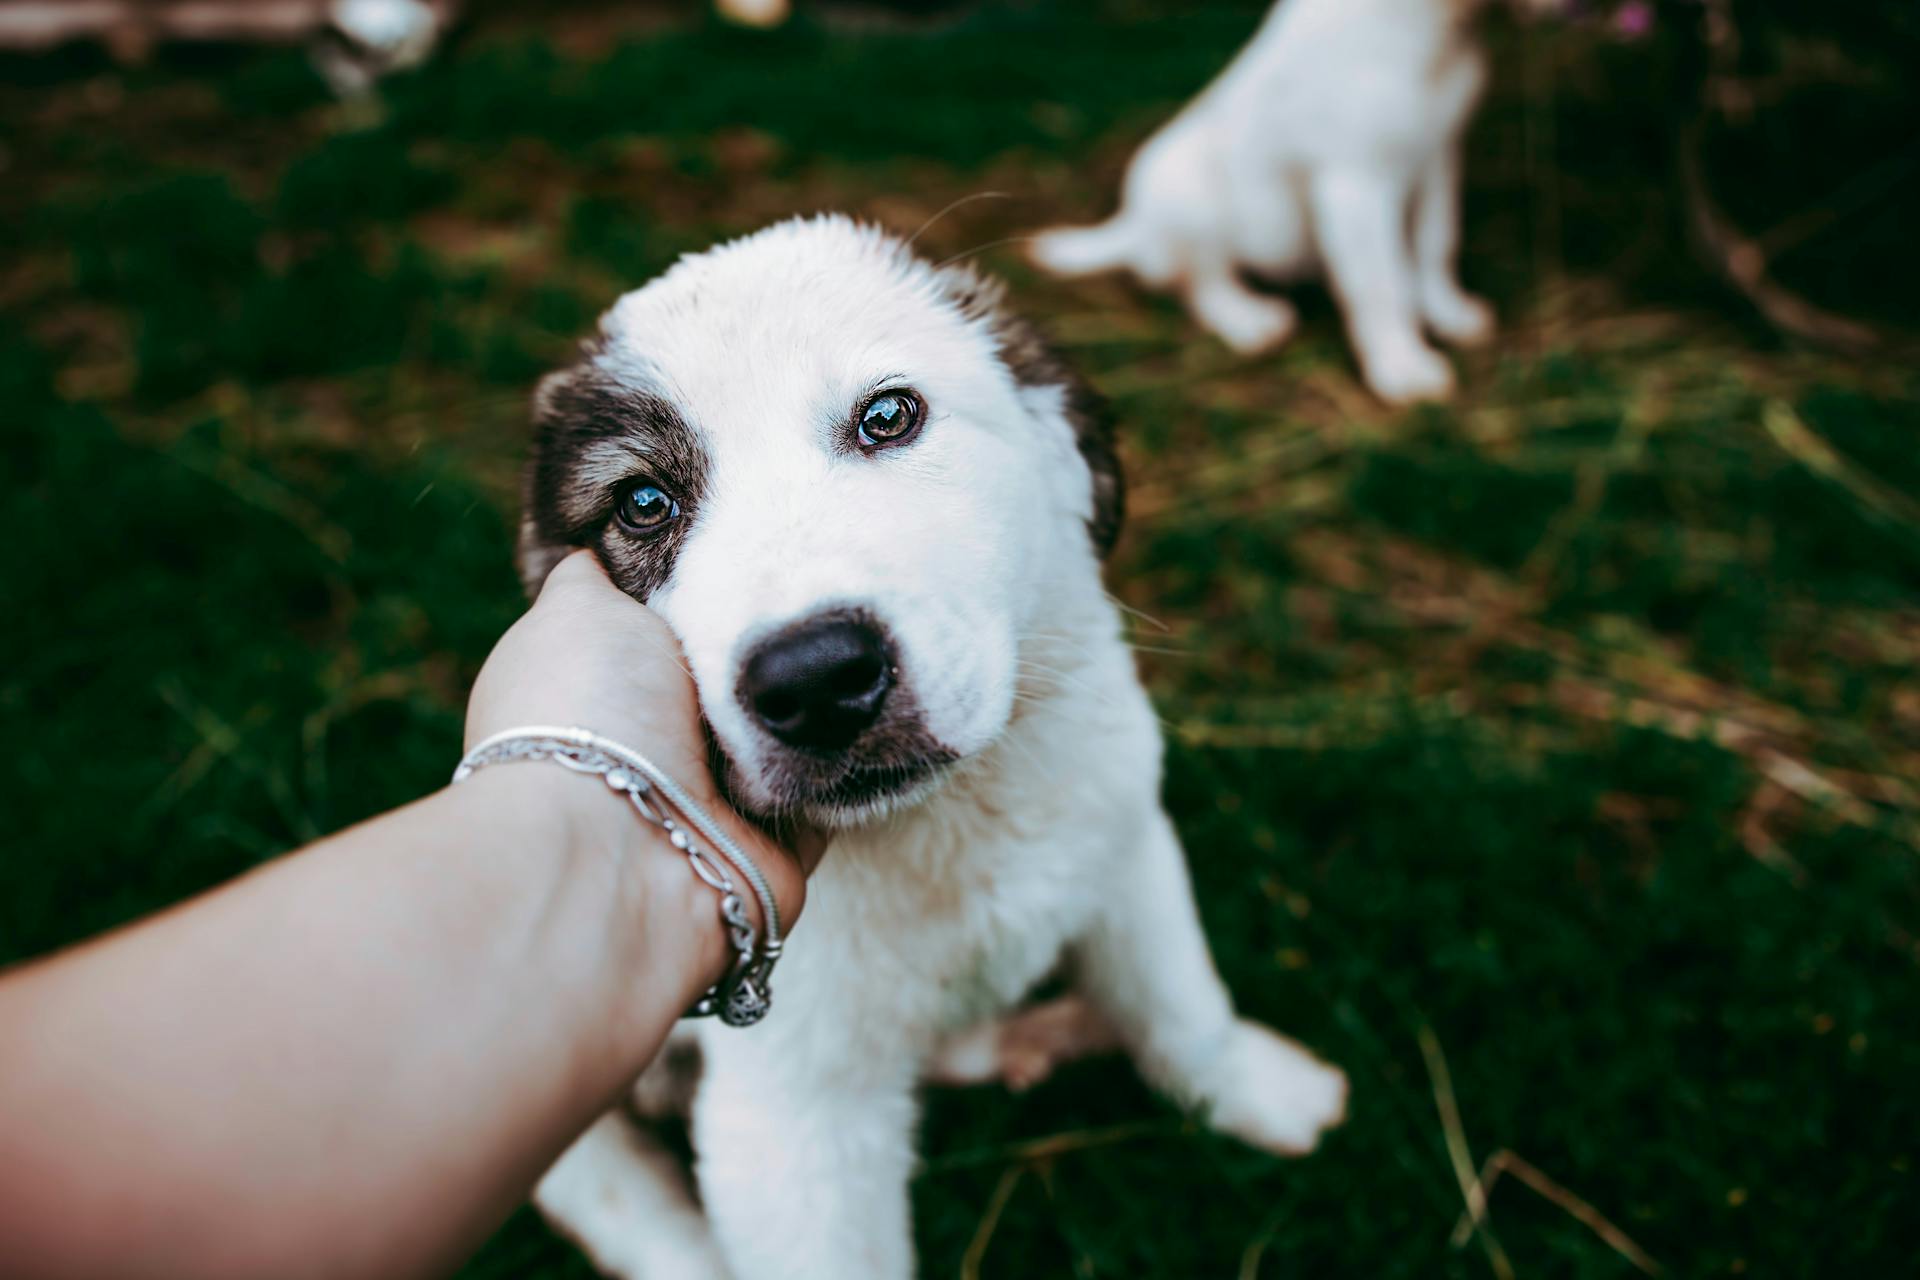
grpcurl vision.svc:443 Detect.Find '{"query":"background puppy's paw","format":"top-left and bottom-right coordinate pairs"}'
top-left (1217, 305), bottom-right (1298, 357)
top-left (1203, 1021), bottom-right (1348, 1157)
top-left (1424, 289), bottom-right (1497, 348)
top-left (1363, 340), bottom-right (1455, 405)
top-left (1190, 287), bottom-right (1298, 357)
top-left (927, 996), bottom-right (1121, 1092)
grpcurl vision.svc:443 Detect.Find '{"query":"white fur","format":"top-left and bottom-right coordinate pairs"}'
top-left (531, 217), bottom-right (1345, 1279)
top-left (1031, 0), bottom-right (1508, 404)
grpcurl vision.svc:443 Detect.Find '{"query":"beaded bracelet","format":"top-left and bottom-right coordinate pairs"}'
top-left (452, 726), bottom-right (781, 1027)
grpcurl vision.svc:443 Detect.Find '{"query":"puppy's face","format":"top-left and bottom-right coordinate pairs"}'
top-left (520, 217), bottom-right (1120, 825)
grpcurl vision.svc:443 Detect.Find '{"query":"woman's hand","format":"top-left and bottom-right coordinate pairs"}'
top-left (465, 550), bottom-right (822, 936)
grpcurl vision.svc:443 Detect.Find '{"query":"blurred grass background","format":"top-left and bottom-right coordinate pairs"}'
top-left (3, 1), bottom-right (1918, 1275)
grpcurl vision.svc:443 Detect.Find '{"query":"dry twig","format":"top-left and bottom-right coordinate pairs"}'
top-left (958, 1165), bottom-right (1025, 1280)
top-left (1417, 1024), bottom-right (1516, 1280)
top-left (1448, 1149), bottom-right (1664, 1276)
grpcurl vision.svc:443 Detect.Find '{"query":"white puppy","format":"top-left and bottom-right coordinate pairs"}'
top-left (519, 216), bottom-right (1346, 1279)
top-left (1032, 0), bottom-right (1511, 404)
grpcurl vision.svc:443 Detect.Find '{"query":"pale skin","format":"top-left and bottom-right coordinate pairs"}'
top-left (0, 551), bottom-right (819, 1280)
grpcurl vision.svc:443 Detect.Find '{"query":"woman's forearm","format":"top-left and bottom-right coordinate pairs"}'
top-left (0, 763), bottom-right (720, 1280)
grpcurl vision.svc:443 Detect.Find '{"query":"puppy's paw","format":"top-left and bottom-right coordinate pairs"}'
top-left (927, 996), bottom-right (1121, 1092)
top-left (1364, 340), bottom-right (1455, 405)
top-left (1203, 1021), bottom-right (1348, 1156)
top-left (1193, 291), bottom-right (1298, 357)
top-left (1425, 290), bottom-right (1496, 348)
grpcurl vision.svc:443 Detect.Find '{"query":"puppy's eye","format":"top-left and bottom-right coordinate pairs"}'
top-left (856, 390), bottom-right (924, 451)
top-left (614, 482), bottom-right (680, 534)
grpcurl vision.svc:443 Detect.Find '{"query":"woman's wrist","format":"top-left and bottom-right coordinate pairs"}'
top-left (442, 764), bottom-right (731, 1063)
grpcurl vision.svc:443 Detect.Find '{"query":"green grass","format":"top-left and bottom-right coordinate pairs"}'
top-left (3, 2), bottom-right (1918, 1275)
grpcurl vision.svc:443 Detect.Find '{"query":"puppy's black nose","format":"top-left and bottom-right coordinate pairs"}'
top-left (739, 616), bottom-right (893, 753)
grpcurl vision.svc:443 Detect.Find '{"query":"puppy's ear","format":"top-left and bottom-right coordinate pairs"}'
top-left (1000, 321), bottom-right (1126, 558)
top-left (1039, 348), bottom-right (1125, 559)
top-left (935, 265), bottom-right (1125, 558)
top-left (516, 365), bottom-right (585, 599)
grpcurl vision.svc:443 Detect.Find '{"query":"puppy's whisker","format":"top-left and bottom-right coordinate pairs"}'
top-left (1010, 669), bottom-right (1064, 695)
top-left (1011, 655), bottom-right (1083, 677)
top-left (1015, 652), bottom-right (1182, 735)
top-left (1105, 593), bottom-right (1174, 634)
top-left (990, 723), bottom-right (1054, 780)
top-left (933, 234), bottom-right (1042, 271)
top-left (1010, 676), bottom-right (1065, 701)
top-left (1021, 620), bottom-right (1191, 661)
top-left (1013, 652), bottom-right (1101, 683)
top-left (1004, 578), bottom-right (1174, 641)
top-left (1014, 631), bottom-right (1110, 667)
top-left (632, 619), bottom-right (696, 680)
top-left (905, 190), bottom-right (1013, 249)
top-left (1009, 664), bottom-right (1069, 697)
top-left (1118, 642), bottom-right (1194, 659)
top-left (1012, 657), bottom-right (1119, 709)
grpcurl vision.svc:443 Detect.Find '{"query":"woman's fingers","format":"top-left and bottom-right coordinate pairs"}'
top-left (469, 548), bottom-right (829, 934)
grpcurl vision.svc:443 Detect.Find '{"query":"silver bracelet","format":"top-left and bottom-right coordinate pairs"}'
top-left (451, 726), bottom-right (781, 1027)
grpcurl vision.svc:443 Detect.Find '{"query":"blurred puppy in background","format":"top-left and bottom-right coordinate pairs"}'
top-left (1033, 0), bottom-right (1541, 404)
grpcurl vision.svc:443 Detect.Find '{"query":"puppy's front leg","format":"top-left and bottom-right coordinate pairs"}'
top-left (1181, 256), bottom-right (1299, 357)
top-left (1310, 168), bottom-right (1454, 404)
top-left (1074, 809), bottom-right (1347, 1156)
top-left (693, 1044), bottom-right (919, 1280)
top-left (1412, 143), bottom-right (1495, 347)
top-left (536, 1111), bottom-right (730, 1279)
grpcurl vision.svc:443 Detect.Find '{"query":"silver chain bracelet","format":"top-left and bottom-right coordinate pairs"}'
top-left (451, 726), bottom-right (782, 1027)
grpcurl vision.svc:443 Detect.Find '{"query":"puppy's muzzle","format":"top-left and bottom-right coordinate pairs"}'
top-left (738, 612), bottom-right (894, 754)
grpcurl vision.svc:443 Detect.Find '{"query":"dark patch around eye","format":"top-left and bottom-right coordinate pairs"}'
top-left (519, 354), bottom-right (709, 601)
